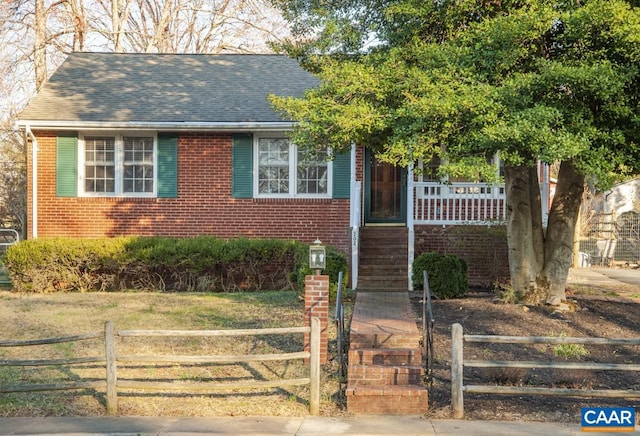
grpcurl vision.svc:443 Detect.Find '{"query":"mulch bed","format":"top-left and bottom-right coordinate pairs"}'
top-left (411, 291), bottom-right (640, 422)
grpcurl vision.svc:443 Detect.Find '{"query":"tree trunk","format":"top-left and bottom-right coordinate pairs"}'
top-left (34, 0), bottom-right (47, 90)
top-left (541, 159), bottom-right (585, 304)
top-left (505, 161), bottom-right (585, 306)
top-left (504, 165), bottom-right (545, 304)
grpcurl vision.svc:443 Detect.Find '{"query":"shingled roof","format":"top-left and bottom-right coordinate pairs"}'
top-left (17, 52), bottom-right (318, 129)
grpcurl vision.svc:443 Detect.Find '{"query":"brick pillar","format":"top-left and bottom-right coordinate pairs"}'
top-left (304, 275), bottom-right (329, 364)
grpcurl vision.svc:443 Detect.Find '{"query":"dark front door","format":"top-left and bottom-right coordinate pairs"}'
top-left (364, 150), bottom-right (406, 224)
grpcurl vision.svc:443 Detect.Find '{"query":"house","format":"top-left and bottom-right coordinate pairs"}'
top-left (16, 52), bottom-right (513, 289)
top-left (578, 178), bottom-right (640, 267)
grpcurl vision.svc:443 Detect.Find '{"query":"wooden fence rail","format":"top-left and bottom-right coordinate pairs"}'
top-left (451, 322), bottom-right (640, 418)
top-left (0, 318), bottom-right (321, 415)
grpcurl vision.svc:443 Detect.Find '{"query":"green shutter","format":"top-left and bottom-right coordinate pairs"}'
top-left (56, 133), bottom-right (78, 197)
top-left (157, 134), bottom-right (178, 198)
top-left (232, 133), bottom-right (253, 198)
top-left (332, 150), bottom-right (350, 199)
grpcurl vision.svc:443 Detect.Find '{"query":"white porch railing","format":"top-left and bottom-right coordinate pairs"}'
top-left (414, 182), bottom-right (506, 225)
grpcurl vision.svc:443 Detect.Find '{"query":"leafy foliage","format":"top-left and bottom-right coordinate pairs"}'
top-left (272, 0), bottom-right (640, 187)
top-left (273, 0), bottom-right (640, 303)
top-left (412, 252), bottom-right (468, 299)
top-left (3, 237), bottom-right (347, 293)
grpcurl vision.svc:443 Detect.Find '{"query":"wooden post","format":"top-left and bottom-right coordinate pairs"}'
top-left (451, 323), bottom-right (464, 418)
top-left (309, 317), bottom-right (320, 415)
top-left (105, 321), bottom-right (117, 415)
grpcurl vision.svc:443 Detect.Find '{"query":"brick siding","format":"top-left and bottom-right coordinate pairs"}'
top-left (415, 224), bottom-right (510, 287)
top-left (27, 131), bottom-right (351, 253)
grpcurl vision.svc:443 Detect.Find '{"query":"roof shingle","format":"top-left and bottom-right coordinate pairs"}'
top-left (18, 53), bottom-right (318, 125)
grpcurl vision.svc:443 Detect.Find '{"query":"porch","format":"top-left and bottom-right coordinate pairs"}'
top-left (351, 179), bottom-right (509, 291)
top-left (412, 181), bottom-right (506, 225)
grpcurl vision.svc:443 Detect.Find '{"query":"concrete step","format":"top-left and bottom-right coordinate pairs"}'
top-left (345, 385), bottom-right (429, 415)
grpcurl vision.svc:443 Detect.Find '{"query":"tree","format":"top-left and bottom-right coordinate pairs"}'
top-left (0, 0), bottom-right (293, 238)
top-left (271, 0), bottom-right (640, 305)
top-left (0, 121), bottom-right (26, 237)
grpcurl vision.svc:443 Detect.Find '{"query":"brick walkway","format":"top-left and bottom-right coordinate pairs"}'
top-left (346, 291), bottom-right (428, 414)
top-left (350, 292), bottom-right (419, 340)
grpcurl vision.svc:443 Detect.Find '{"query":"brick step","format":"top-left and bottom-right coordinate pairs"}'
top-left (358, 273), bottom-right (407, 281)
top-left (357, 282), bottom-right (408, 293)
top-left (349, 347), bottom-right (422, 366)
top-left (358, 263), bottom-right (407, 272)
top-left (360, 244), bottom-right (408, 254)
top-left (345, 385), bottom-right (429, 415)
top-left (359, 228), bottom-right (407, 238)
top-left (350, 332), bottom-right (421, 349)
top-left (348, 364), bottom-right (424, 386)
top-left (358, 272), bottom-right (409, 289)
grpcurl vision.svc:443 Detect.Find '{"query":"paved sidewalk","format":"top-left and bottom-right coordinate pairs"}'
top-left (1, 415), bottom-right (636, 435)
top-left (568, 267), bottom-right (640, 301)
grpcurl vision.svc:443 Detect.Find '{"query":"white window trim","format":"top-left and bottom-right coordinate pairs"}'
top-left (253, 132), bottom-right (333, 199)
top-left (78, 131), bottom-right (158, 198)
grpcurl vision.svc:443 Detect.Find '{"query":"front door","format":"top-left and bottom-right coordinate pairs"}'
top-left (364, 150), bottom-right (406, 224)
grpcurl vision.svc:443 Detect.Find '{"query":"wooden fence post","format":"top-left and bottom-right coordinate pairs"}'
top-left (451, 322), bottom-right (464, 419)
top-left (309, 317), bottom-right (320, 415)
top-left (105, 321), bottom-right (117, 415)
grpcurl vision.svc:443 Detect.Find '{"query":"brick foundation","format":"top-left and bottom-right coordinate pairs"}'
top-left (415, 224), bottom-right (510, 287)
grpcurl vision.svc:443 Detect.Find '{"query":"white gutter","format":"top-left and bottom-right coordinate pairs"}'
top-left (15, 120), bottom-right (296, 132)
top-left (25, 125), bottom-right (38, 239)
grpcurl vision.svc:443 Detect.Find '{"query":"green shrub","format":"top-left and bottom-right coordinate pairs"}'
top-left (3, 237), bottom-right (348, 294)
top-left (412, 252), bottom-right (468, 299)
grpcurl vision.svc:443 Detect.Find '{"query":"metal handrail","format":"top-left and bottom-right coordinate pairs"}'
top-left (334, 271), bottom-right (347, 383)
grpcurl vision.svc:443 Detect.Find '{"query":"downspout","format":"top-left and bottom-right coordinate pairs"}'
top-left (25, 126), bottom-right (38, 239)
top-left (407, 163), bottom-right (414, 291)
top-left (349, 144), bottom-right (359, 290)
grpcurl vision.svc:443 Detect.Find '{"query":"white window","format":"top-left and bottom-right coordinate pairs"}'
top-left (255, 135), bottom-right (330, 198)
top-left (80, 133), bottom-right (156, 196)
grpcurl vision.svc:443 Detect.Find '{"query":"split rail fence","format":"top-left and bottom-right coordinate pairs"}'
top-left (451, 323), bottom-right (640, 418)
top-left (0, 318), bottom-right (321, 415)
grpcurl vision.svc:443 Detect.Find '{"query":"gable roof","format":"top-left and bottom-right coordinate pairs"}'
top-left (17, 52), bottom-right (319, 131)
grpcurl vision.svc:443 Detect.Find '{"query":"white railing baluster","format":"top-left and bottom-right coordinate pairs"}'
top-left (413, 182), bottom-right (506, 225)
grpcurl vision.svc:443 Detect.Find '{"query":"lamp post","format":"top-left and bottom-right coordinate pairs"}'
top-left (309, 239), bottom-right (326, 275)
top-left (305, 239), bottom-right (328, 364)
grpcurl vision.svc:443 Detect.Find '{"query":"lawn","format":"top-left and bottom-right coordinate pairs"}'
top-left (0, 291), bottom-right (348, 417)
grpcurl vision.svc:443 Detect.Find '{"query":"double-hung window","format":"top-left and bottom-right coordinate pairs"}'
top-left (256, 136), bottom-right (330, 198)
top-left (81, 134), bottom-right (156, 196)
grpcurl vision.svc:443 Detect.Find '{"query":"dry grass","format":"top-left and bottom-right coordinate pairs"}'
top-left (0, 291), bottom-right (350, 417)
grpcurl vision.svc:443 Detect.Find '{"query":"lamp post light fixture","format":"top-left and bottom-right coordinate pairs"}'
top-left (309, 239), bottom-right (326, 275)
